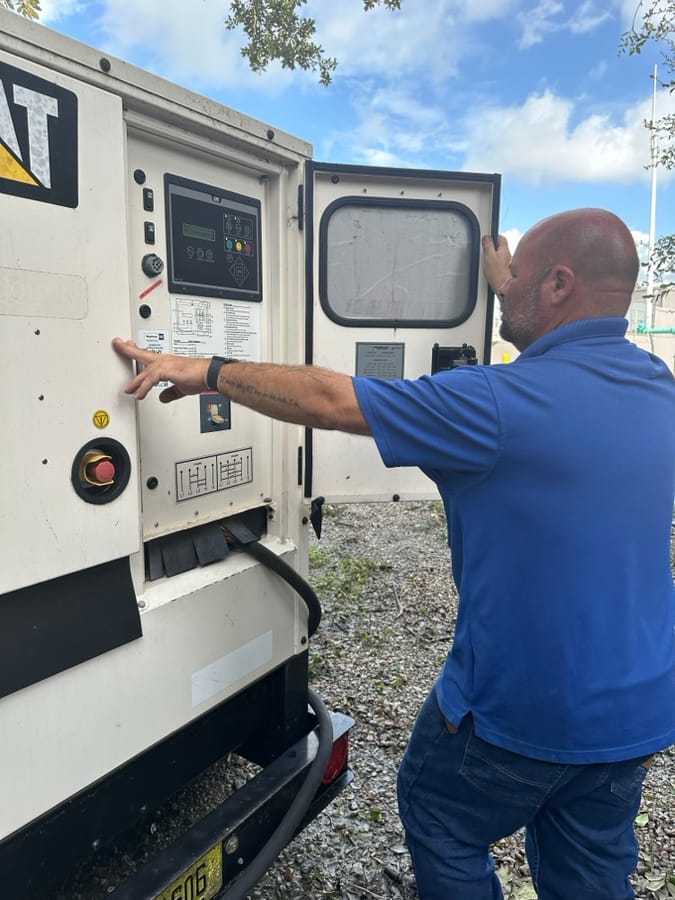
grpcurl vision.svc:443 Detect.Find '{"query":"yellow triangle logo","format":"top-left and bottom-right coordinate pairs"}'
top-left (0, 141), bottom-right (39, 185)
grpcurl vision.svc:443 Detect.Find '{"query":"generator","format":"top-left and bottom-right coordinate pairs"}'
top-left (0, 11), bottom-right (500, 898)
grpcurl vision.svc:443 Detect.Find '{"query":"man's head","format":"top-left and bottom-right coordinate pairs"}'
top-left (498, 208), bottom-right (639, 351)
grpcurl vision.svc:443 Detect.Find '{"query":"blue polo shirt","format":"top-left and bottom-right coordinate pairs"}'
top-left (353, 318), bottom-right (675, 763)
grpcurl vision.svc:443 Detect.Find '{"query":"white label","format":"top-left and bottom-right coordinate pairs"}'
top-left (170, 296), bottom-right (261, 360)
top-left (137, 329), bottom-right (170, 389)
top-left (192, 631), bottom-right (273, 707)
top-left (138, 329), bottom-right (169, 353)
top-left (175, 448), bottom-right (253, 501)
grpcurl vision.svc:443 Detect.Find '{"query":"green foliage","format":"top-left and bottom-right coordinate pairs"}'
top-left (621, 1), bottom-right (675, 282)
top-left (225, 0), bottom-right (402, 85)
top-left (0, 0), bottom-right (41, 18)
top-left (309, 544), bottom-right (392, 612)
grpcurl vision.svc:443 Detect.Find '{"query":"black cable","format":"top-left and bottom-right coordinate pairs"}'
top-left (238, 540), bottom-right (321, 637)
top-left (220, 686), bottom-right (333, 900)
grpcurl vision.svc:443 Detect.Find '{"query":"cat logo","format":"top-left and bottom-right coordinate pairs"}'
top-left (0, 60), bottom-right (78, 207)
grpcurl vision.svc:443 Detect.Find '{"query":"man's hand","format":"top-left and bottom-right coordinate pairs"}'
top-left (481, 234), bottom-right (512, 297)
top-left (112, 337), bottom-right (210, 402)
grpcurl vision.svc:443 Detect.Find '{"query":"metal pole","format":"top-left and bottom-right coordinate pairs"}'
top-left (646, 64), bottom-right (658, 333)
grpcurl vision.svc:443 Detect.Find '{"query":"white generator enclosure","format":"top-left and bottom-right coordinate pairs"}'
top-left (0, 10), bottom-right (499, 893)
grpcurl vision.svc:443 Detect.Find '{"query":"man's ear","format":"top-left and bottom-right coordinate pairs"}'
top-left (550, 265), bottom-right (575, 305)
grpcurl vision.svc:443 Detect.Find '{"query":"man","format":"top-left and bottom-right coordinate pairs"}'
top-left (113, 208), bottom-right (675, 899)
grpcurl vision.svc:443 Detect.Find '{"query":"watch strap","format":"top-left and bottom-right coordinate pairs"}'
top-left (206, 356), bottom-right (236, 391)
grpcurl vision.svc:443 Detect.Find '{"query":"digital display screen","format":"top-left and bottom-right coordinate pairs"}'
top-left (165, 174), bottom-right (262, 301)
top-left (183, 223), bottom-right (216, 242)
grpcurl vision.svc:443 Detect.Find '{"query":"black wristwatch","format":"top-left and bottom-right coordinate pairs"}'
top-left (206, 356), bottom-right (237, 391)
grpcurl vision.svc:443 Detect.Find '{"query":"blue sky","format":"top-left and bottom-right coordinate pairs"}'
top-left (39, 0), bottom-right (674, 272)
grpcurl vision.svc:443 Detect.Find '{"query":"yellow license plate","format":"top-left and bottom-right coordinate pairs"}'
top-left (155, 844), bottom-right (223, 900)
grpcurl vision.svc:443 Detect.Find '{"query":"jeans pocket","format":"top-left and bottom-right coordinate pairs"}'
top-left (459, 729), bottom-right (566, 807)
top-left (609, 761), bottom-right (649, 804)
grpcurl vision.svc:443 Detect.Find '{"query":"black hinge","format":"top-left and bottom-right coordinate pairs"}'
top-left (297, 184), bottom-right (304, 231)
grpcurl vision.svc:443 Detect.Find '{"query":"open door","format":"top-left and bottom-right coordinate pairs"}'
top-left (304, 161), bottom-right (500, 503)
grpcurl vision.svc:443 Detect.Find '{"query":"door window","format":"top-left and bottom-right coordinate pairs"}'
top-left (319, 198), bottom-right (480, 327)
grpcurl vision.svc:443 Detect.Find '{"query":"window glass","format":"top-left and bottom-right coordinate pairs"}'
top-left (320, 200), bottom-right (478, 325)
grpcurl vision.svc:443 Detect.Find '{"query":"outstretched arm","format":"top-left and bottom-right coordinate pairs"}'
top-left (112, 338), bottom-right (371, 435)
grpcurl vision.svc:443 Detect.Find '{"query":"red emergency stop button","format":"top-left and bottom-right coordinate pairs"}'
top-left (72, 439), bottom-right (131, 504)
top-left (80, 451), bottom-right (116, 486)
top-left (86, 458), bottom-right (116, 485)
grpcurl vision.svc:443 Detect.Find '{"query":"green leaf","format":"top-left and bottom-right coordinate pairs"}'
top-left (635, 812), bottom-right (650, 827)
top-left (225, 0), bottom-right (403, 83)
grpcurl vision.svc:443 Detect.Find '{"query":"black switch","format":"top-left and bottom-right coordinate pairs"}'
top-left (144, 222), bottom-right (156, 245)
top-left (143, 188), bottom-right (154, 212)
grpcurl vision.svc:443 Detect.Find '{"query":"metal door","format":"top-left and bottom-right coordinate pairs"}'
top-left (304, 161), bottom-right (500, 503)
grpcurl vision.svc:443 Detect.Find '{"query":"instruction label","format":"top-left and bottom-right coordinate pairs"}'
top-left (355, 342), bottom-right (405, 379)
top-left (171, 296), bottom-right (261, 361)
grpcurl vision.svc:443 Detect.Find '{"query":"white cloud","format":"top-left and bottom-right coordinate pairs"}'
top-left (519, 0), bottom-right (564, 49)
top-left (309, 0), bottom-right (468, 83)
top-left (96, 0), bottom-right (299, 93)
top-left (40, 0), bottom-right (85, 22)
top-left (518, 0), bottom-right (613, 49)
top-left (462, 87), bottom-right (675, 184)
top-left (568, 0), bottom-right (612, 33)
top-left (86, 0), bottom-right (483, 92)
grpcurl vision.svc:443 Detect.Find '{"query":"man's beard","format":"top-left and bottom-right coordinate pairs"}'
top-left (499, 278), bottom-right (542, 351)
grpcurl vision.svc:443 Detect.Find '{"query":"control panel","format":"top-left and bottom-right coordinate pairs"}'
top-left (125, 136), bottom-right (274, 548)
top-left (165, 174), bottom-right (262, 301)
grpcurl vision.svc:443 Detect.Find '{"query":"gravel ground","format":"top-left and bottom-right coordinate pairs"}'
top-left (47, 501), bottom-right (675, 899)
top-left (249, 501), bottom-right (675, 900)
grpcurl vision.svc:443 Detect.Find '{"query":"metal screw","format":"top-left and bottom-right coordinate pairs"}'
top-left (138, 599), bottom-right (147, 610)
top-left (225, 835), bottom-right (239, 855)
top-left (99, 57), bottom-right (111, 73)
top-left (92, 838), bottom-right (101, 851)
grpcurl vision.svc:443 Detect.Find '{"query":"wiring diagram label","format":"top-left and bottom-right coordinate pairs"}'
top-left (175, 448), bottom-right (253, 501)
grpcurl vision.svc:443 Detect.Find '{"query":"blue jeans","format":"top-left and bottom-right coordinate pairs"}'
top-left (397, 688), bottom-right (651, 900)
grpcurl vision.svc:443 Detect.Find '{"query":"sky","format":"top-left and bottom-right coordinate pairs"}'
top-left (36, 0), bottom-right (675, 275)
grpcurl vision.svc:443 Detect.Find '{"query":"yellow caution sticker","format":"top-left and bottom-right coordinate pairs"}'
top-left (93, 409), bottom-right (110, 429)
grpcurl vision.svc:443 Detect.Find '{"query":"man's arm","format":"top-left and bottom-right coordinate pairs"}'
top-left (111, 338), bottom-right (371, 435)
top-left (481, 234), bottom-right (512, 296)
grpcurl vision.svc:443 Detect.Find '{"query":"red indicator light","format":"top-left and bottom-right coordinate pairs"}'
top-left (322, 734), bottom-right (349, 784)
top-left (244, 243), bottom-right (252, 254)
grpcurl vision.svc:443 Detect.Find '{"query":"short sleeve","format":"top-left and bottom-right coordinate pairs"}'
top-left (353, 367), bottom-right (501, 489)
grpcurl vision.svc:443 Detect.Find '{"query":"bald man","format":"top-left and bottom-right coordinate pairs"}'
top-left (114, 208), bottom-right (675, 900)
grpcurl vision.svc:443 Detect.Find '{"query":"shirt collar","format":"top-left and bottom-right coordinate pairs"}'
top-left (518, 317), bottom-right (629, 360)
